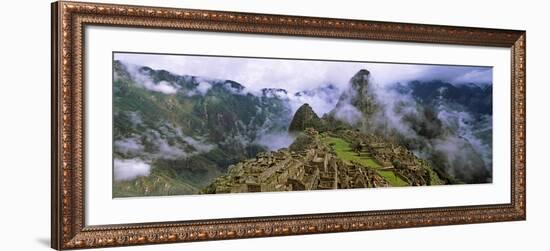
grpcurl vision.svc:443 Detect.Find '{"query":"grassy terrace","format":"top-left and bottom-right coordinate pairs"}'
top-left (377, 170), bottom-right (409, 187)
top-left (322, 136), bottom-right (409, 187)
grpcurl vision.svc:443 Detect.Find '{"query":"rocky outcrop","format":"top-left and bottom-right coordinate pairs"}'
top-left (333, 69), bottom-right (379, 118)
top-left (201, 127), bottom-right (448, 194)
top-left (327, 69), bottom-right (490, 184)
top-left (288, 103), bottom-right (323, 133)
top-left (202, 129), bottom-right (391, 194)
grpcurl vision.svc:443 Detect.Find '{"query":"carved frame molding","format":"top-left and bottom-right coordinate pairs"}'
top-left (51, 1), bottom-right (526, 249)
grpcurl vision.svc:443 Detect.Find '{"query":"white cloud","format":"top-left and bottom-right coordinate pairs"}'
top-left (138, 127), bottom-right (216, 160)
top-left (114, 53), bottom-right (493, 183)
top-left (290, 85), bottom-right (341, 116)
top-left (196, 81), bottom-right (212, 95)
top-left (115, 53), bottom-right (365, 94)
top-left (114, 137), bottom-right (144, 155)
top-left (254, 132), bottom-right (295, 151)
top-left (114, 158), bottom-right (151, 181)
top-left (115, 53), bottom-right (492, 118)
top-left (182, 136), bottom-right (215, 153)
top-left (451, 68), bottom-right (493, 84)
top-left (150, 80), bottom-right (178, 94)
top-left (115, 53), bottom-right (492, 92)
top-left (333, 103), bottom-right (363, 125)
top-left (366, 64), bottom-right (493, 87)
top-left (123, 63), bottom-right (179, 94)
top-left (144, 130), bottom-right (188, 159)
top-left (127, 111), bottom-right (143, 126)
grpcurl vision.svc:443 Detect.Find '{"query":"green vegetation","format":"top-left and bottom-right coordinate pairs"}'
top-left (113, 171), bottom-right (199, 197)
top-left (424, 162), bottom-right (444, 186)
top-left (112, 61), bottom-right (293, 197)
top-left (323, 136), bottom-right (381, 168)
top-left (322, 136), bottom-right (409, 187)
top-left (377, 170), bottom-right (409, 187)
top-left (112, 60), bottom-right (465, 197)
top-left (288, 103), bottom-right (324, 133)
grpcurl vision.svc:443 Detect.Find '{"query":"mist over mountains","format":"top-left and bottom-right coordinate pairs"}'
top-left (112, 56), bottom-right (492, 196)
top-left (350, 71), bottom-right (493, 183)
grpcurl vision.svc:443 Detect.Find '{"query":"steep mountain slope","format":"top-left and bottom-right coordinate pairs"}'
top-left (113, 61), bottom-right (292, 196)
top-left (288, 103), bottom-right (324, 133)
top-left (203, 112), bottom-right (445, 194)
top-left (113, 62), bottom-right (493, 197)
top-left (402, 80), bottom-right (492, 116)
top-left (326, 69), bottom-right (492, 184)
top-left (324, 69), bottom-right (380, 130)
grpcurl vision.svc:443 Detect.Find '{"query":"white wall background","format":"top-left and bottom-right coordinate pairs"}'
top-left (0, 0), bottom-right (548, 250)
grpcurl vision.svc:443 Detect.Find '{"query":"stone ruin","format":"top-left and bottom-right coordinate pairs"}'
top-left (202, 127), bottom-right (443, 194)
top-left (336, 130), bottom-right (436, 186)
top-left (202, 129), bottom-right (392, 194)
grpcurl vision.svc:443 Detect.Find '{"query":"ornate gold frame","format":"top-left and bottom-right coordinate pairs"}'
top-left (51, 1), bottom-right (526, 249)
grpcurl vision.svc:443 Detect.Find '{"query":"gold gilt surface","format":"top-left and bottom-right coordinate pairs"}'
top-left (51, 1), bottom-right (526, 249)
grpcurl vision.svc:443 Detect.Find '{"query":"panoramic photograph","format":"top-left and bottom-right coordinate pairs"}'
top-left (112, 52), bottom-right (493, 198)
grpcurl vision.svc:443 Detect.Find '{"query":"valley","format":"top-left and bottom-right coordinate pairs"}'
top-left (111, 57), bottom-right (492, 197)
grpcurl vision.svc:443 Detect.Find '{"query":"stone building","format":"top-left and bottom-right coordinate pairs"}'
top-left (202, 129), bottom-right (392, 194)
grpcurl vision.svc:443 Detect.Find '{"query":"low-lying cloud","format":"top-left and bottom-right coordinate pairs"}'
top-left (114, 52), bottom-right (493, 183)
top-left (117, 62), bottom-right (180, 95)
top-left (182, 136), bottom-right (216, 153)
top-left (365, 75), bottom-right (492, 183)
top-left (114, 136), bottom-right (144, 155)
top-left (114, 158), bottom-right (151, 181)
top-left (113, 118), bottom-right (218, 181)
top-left (142, 126), bottom-right (216, 160)
top-left (333, 103), bottom-right (363, 125)
top-left (195, 82), bottom-right (212, 95)
top-left (115, 53), bottom-right (492, 115)
top-left (254, 131), bottom-right (296, 151)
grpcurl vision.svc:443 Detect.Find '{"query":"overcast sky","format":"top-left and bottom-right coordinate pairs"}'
top-left (114, 52), bottom-right (492, 94)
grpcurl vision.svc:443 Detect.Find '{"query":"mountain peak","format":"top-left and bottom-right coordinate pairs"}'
top-left (350, 69), bottom-right (371, 91)
top-left (223, 80), bottom-right (245, 91)
top-left (261, 88), bottom-right (288, 98)
top-left (354, 69), bottom-right (371, 78)
top-left (329, 68), bottom-right (378, 122)
top-left (288, 103), bottom-right (323, 133)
